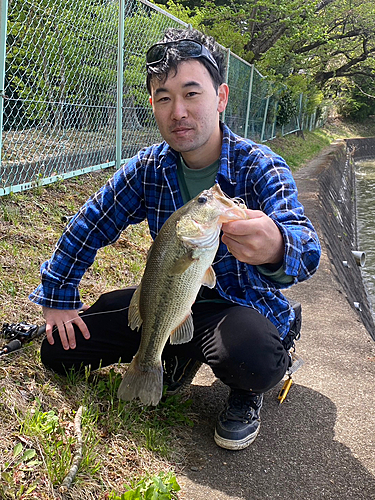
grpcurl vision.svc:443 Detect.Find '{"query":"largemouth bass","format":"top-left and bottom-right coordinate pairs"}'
top-left (117, 184), bottom-right (248, 405)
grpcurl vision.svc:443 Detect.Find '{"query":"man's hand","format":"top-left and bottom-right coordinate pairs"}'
top-left (221, 209), bottom-right (284, 265)
top-left (42, 306), bottom-right (90, 350)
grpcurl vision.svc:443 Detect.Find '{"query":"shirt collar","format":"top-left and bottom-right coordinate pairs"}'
top-left (157, 142), bottom-right (178, 169)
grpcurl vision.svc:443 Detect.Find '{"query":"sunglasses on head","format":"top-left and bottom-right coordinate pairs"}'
top-left (146, 39), bottom-right (219, 72)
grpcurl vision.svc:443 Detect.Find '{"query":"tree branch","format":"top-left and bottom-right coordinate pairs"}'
top-left (353, 81), bottom-right (375, 100)
top-left (59, 406), bottom-right (85, 493)
top-left (315, 0), bottom-right (338, 13)
top-left (295, 29), bottom-right (362, 55)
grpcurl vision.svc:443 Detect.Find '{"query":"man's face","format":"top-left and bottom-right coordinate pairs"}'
top-left (149, 60), bottom-right (228, 168)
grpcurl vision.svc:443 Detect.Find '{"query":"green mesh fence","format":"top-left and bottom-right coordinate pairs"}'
top-left (0, 0), bottom-right (319, 196)
top-left (224, 52), bottom-right (253, 138)
top-left (2, 0), bottom-right (120, 190)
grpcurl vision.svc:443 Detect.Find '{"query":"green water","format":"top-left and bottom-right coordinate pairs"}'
top-left (355, 159), bottom-right (375, 315)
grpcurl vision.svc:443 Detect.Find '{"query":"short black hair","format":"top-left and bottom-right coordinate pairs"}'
top-left (146, 28), bottom-right (226, 95)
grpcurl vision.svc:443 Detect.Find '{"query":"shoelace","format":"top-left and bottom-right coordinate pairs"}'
top-left (224, 393), bottom-right (262, 422)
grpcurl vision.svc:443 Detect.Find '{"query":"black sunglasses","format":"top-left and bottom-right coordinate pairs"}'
top-left (146, 39), bottom-right (219, 72)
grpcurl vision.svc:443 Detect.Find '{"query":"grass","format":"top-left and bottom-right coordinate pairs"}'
top-left (270, 116), bottom-right (375, 171)
top-left (270, 129), bottom-right (332, 170)
top-left (0, 169), bottom-right (189, 499)
top-left (0, 116), bottom-right (374, 498)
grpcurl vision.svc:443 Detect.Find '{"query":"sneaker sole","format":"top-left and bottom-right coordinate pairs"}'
top-left (213, 424), bottom-right (260, 450)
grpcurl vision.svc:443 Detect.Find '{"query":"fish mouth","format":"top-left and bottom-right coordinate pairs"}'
top-left (218, 206), bottom-right (248, 223)
top-left (214, 197), bottom-right (248, 222)
top-left (211, 184), bottom-right (248, 221)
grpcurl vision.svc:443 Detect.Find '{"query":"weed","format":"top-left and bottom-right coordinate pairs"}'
top-left (1, 204), bottom-right (20, 225)
top-left (2, 280), bottom-right (18, 297)
top-left (31, 173), bottom-right (44, 196)
top-left (109, 471), bottom-right (180, 499)
top-left (19, 402), bottom-right (72, 484)
top-left (0, 443), bottom-right (41, 499)
top-left (18, 399), bottom-right (101, 486)
top-left (58, 365), bottom-right (194, 458)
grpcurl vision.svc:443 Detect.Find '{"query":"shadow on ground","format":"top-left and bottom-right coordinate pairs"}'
top-left (180, 379), bottom-right (375, 500)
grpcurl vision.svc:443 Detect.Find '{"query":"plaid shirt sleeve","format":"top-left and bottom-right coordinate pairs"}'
top-left (249, 145), bottom-right (320, 283)
top-left (217, 132), bottom-right (320, 285)
top-left (29, 150), bottom-right (151, 309)
top-left (213, 125), bottom-right (321, 338)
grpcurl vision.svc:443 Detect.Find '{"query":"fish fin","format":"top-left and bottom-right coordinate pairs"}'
top-left (117, 354), bottom-right (163, 406)
top-left (170, 252), bottom-right (196, 275)
top-left (170, 313), bottom-right (194, 345)
top-left (202, 266), bottom-right (216, 288)
top-left (128, 285), bottom-right (143, 331)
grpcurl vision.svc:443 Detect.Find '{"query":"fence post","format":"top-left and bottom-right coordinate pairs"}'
top-left (244, 64), bottom-right (254, 139)
top-left (221, 47), bottom-right (230, 123)
top-left (260, 96), bottom-right (270, 142)
top-left (298, 92), bottom-right (303, 132)
top-left (270, 99), bottom-right (277, 140)
top-left (116, 0), bottom-right (125, 169)
top-left (0, 0), bottom-right (9, 167)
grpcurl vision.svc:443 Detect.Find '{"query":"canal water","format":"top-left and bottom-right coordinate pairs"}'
top-left (355, 159), bottom-right (375, 316)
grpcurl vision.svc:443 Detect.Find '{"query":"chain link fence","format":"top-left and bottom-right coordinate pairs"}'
top-left (0, 0), bottom-right (322, 196)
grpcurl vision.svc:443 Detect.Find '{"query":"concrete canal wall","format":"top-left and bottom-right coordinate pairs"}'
top-left (315, 137), bottom-right (375, 339)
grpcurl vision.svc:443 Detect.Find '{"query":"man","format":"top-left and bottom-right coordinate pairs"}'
top-left (29, 28), bottom-right (321, 450)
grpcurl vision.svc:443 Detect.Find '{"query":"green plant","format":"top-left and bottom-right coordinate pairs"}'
top-left (20, 403), bottom-right (73, 484)
top-left (19, 399), bottom-right (101, 486)
top-left (110, 471), bottom-right (180, 499)
top-left (0, 443), bottom-right (41, 499)
top-left (68, 367), bottom-right (194, 456)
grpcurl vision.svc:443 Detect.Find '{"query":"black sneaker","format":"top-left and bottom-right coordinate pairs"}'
top-left (163, 355), bottom-right (202, 396)
top-left (214, 390), bottom-right (264, 450)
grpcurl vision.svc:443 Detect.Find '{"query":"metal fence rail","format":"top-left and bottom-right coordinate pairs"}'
top-left (0, 0), bottom-right (321, 196)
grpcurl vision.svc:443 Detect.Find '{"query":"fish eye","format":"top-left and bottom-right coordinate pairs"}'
top-left (197, 195), bottom-right (208, 204)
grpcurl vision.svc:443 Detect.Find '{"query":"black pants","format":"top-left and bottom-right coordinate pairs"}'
top-left (41, 288), bottom-right (290, 393)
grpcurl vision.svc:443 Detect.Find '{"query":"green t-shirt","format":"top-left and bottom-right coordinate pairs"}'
top-left (176, 154), bottom-right (218, 204)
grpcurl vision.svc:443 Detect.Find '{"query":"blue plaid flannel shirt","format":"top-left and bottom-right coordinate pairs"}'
top-left (29, 123), bottom-right (321, 339)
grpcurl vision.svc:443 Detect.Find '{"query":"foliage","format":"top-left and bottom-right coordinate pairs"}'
top-left (1, 443), bottom-right (40, 499)
top-left (6, 0), bottom-right (119, 130)
top-left (109, 471), bottom-right (180, 499)
top-left (336, 78), bottom-right (375, 121)
top-left (276, 92), bottom-right (298, 127)
top-left (19, 398), bottom-right (101, 485)
top-left (161, 0), bottom-right (375, 119)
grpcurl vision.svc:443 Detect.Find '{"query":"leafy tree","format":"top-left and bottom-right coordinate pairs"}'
top-left (5, 0), bottom-right (119, 130)
top-left (336, 77), bottom-right (375, 121)
top-left (161, 0), bottom-right (375, 117)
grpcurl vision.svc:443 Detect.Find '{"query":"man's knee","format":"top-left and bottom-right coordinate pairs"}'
top-left (211, 306), bottom-right (289, 392)
top-left (89, 287), bottom-right (136, 313)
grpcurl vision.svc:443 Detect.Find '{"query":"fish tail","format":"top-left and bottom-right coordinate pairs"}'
top-left (117, 354), bottom-right (163, 406)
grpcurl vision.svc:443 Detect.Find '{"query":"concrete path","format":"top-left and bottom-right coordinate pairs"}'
top-left (176, 153), bottom-right (375, 499)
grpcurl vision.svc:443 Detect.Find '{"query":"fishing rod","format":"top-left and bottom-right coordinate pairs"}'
top-left (0, 322), bottom-right (46, 357)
